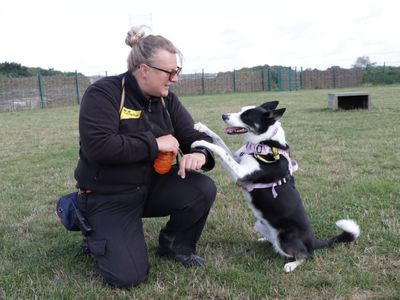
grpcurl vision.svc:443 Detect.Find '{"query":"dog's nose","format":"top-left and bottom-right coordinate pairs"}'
top-left (222, 114), bottom-right (229, 121)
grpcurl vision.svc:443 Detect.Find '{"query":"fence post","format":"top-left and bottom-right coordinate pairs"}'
top-left (75, 70), bottom-right (80, 104)
top-left (332, 68), bottom-right (336, 88)
top-left (300, 67), bottom-right (303, 89)
top-left (294, 67), bottom-right (298, 90)
top-left (383, 62), bottom-right (387, 84)
top-left (201, 69), bottom-right (205, 94)
top-left (278, 67), bottom-right (282, 92)
top-left (288, 67), bottom-right (292, 91)
top-left (268, 67), bottom-right (272, 91)
top-left (233, 69), bottom-right (236, 92)
top-left (37, 73), bottom-right (45, 109)
top-left (262, 67), bottom-right (266, 91)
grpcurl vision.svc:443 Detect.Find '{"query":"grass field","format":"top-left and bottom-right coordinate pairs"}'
top-left (1, 85), bottom-right (399, 299)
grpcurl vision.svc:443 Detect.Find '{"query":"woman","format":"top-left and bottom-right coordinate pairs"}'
top-left (74, 26), bottom-right (216, 288)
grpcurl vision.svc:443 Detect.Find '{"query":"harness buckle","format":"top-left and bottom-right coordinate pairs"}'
top-left (272, 147), bottom-right (280, 160)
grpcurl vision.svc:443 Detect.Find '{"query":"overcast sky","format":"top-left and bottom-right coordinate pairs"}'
top-left (1, 0), bottom-right (399, 76)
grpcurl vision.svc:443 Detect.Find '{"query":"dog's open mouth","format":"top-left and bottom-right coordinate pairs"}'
top-left (224, 127), bottom-right (248, 135)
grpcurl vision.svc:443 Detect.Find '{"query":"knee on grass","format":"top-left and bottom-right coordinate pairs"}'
top-left (103, 267), bottom-right (149, 289)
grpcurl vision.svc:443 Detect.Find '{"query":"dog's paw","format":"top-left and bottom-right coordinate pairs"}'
top-left (194, 122), bottom-right (208, 133)
top-left (191, 140), bottom-right (209, 149)
top-left (257, 237), bottom-right (269, 242)
top-left (283, 262), bottom-right (297, 273)
top-left (283, 259), bottom-right (305, 273)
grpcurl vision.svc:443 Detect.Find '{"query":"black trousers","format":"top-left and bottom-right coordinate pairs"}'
top-left (78, 166), bottom-right (216, 288)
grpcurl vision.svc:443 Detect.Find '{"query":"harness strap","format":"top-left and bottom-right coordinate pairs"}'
top-left (241, 174), bottom-right (292, 197)
top-left (119, 76), bottom-right (168, 116)
top-left (119, 76), bottom-right (126, 114)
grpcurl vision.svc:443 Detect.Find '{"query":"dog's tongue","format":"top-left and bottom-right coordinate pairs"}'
top-left (224, 127), bottom-right (248, 135)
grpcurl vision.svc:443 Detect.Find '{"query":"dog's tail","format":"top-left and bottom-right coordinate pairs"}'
top-left (313, 219), bottom-right (360, 250)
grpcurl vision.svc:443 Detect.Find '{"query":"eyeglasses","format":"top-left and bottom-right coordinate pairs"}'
top-left (146, 64), bottom-right (182, 80)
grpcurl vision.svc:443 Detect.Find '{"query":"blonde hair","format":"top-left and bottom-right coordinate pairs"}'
top-left (125, 25), bottom-right (182, 72)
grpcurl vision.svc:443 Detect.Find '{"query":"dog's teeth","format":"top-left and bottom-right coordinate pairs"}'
top-left (224, 127), bottom-right (248, 135)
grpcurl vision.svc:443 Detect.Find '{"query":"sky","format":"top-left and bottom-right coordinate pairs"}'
top-left (1, 0), bottom-right (400, 76)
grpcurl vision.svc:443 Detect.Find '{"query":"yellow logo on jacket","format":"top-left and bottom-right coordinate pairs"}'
top-left (120, 107), bottom-right (142, 120)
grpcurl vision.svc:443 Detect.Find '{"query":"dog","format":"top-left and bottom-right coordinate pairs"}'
top-left (191, 101), bottom-right (360, 272)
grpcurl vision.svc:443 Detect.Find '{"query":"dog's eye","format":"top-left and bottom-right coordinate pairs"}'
top-left (240, 115), bottom-right (249, 124)
top-left (241, 111), bottom-right (253, 123)
top-left (241, 111), bottom-right (250, 120)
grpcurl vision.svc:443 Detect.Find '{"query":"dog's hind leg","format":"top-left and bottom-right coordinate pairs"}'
top-left (284, 258), bottom-right (306, 273)
top-left (279, 238), bottom-right (311, 273)
top-left (254, 219), bottom-right (275, 243)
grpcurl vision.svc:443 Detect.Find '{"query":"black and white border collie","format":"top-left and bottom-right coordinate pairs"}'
top-left (191, 101), bottom-right (360, 272)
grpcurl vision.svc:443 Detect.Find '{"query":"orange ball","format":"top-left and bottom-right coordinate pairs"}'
top-left (154, 152), bottom-right (175, 174)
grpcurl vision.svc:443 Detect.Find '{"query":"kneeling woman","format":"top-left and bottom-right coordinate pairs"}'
top-left (74, 25), bottom-right (216, 288)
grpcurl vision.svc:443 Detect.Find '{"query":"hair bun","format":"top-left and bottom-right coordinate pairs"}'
top-left (125, 25), bottom-right (149, 48)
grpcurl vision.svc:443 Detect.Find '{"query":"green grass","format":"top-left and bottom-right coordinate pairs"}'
top-left (1, 85), bottom-right (399, 299)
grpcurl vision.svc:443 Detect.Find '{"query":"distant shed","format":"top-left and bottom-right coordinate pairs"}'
top-left (328, 92), bottom-right (370, 110)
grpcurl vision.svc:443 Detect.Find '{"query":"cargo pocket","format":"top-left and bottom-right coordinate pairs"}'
top-left (88, 239), bottom-right (106, 257)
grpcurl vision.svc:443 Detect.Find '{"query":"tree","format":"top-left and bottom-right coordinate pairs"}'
top-left (0, 62), bottom-right (82, 77)
top-left (0, 62), bottom-right (31, 77)
top-left (353, 56), bottom-right (376, 69)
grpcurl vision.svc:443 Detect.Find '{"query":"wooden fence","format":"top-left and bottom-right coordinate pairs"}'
top-left (0, 67), bottom-right (365, 112)
top-left (0, 74), bottom-right (90, 112)
top-left (172, 67), bottom-right (365, 95)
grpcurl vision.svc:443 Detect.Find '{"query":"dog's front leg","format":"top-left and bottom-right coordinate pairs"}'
top-left (194, 122), bottom-right (232, 156)
top-left (191, 140), bottom-right (247, 183)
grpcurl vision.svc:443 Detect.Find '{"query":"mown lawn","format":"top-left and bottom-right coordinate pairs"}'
top-left (1, 85), bottom-right (399, 299)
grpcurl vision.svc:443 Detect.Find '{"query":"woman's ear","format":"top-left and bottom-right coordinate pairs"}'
top-left (137, 64), bottom-right (148, 78)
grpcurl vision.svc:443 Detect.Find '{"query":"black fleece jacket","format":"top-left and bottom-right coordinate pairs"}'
top-left (74, 71), bottom-right (214, 194)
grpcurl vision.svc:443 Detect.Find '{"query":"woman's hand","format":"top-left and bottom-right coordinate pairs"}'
top-left (178, 152), bottom-right (206, 179)
top-left (156, 134), bottom-right (180, 155)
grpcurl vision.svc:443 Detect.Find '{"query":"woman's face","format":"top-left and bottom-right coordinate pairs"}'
top-left (141, 49), bottom-right (180, 97)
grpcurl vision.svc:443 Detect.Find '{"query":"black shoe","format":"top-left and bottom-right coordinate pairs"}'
top-left (157, 248), bottom-right (205, 267)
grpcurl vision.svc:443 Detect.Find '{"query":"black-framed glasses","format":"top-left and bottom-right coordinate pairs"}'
top-left (146, 64), bottom-right (182, 80)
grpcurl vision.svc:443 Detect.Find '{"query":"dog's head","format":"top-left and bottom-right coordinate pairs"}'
top-left (222, 101), bottom-right (286, 145)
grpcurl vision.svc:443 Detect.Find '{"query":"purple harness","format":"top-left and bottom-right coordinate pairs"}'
top-left (238, 142), bottom-right (299, 198)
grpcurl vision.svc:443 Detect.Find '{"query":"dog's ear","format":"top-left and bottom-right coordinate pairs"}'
top-left (260, 101), bottom-right (279, 111)
top-left (265, 108), bottom-right (286, 121)
top-left (272, 108), bottom-right (286, 120)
